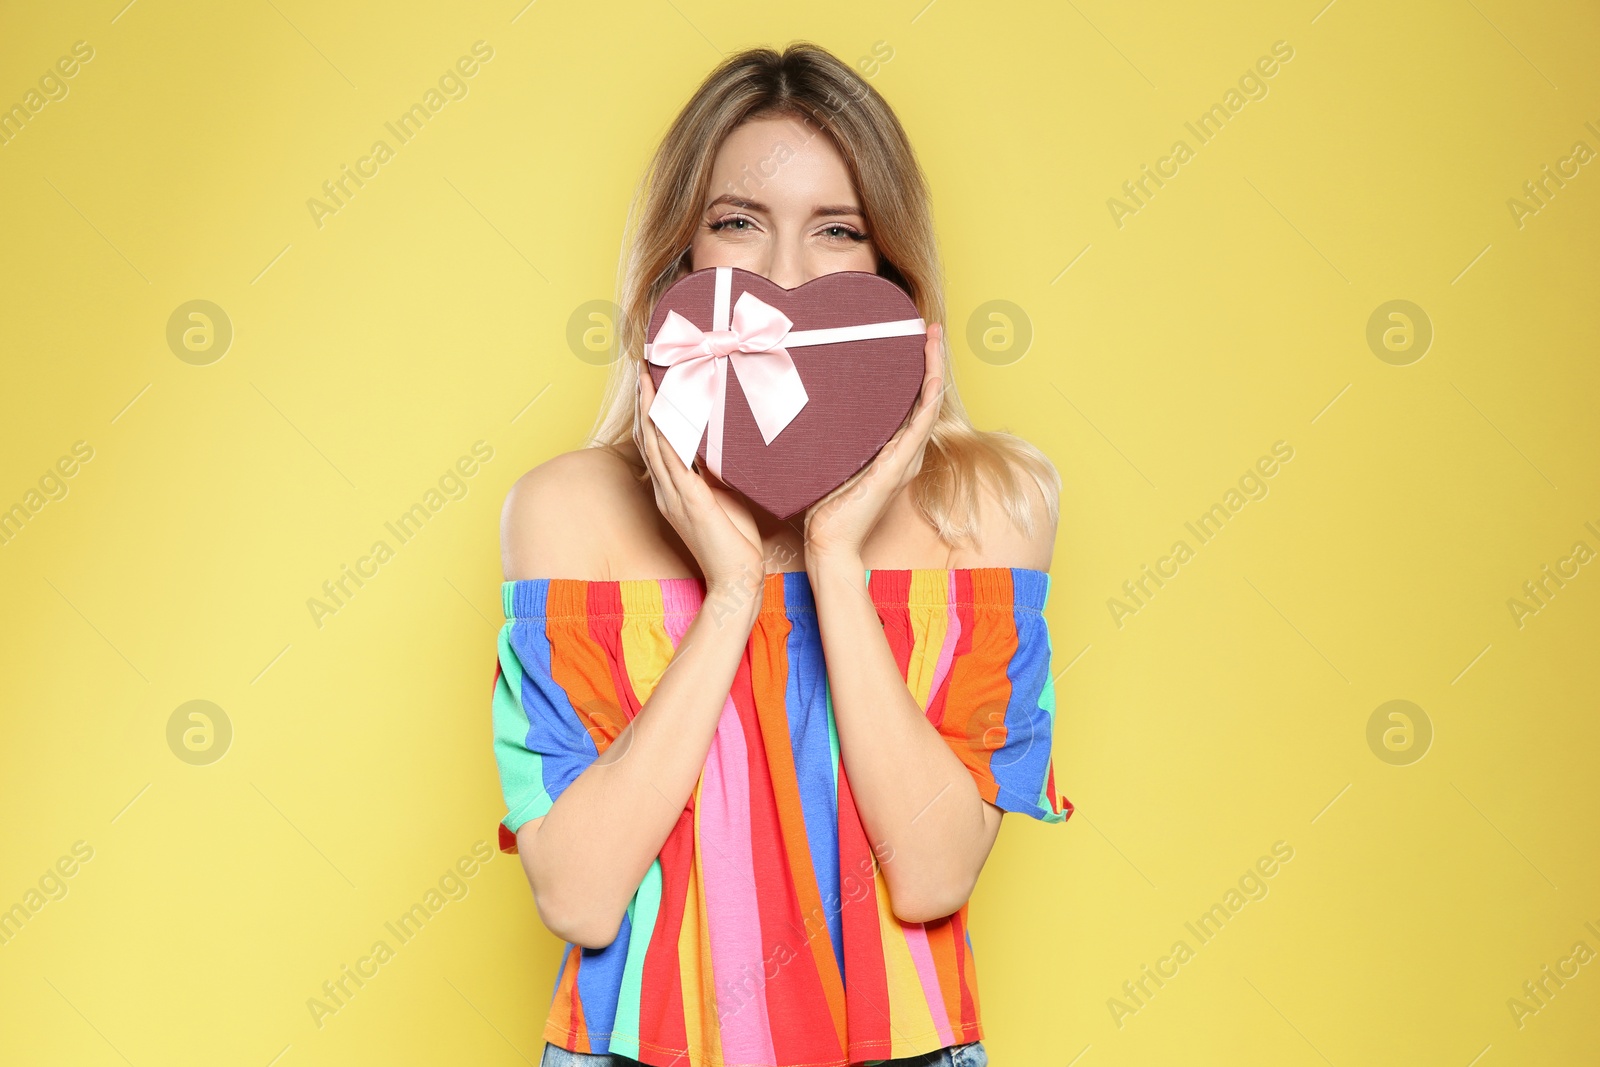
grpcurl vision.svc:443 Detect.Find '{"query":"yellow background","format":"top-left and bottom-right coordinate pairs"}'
top-left (2, 0), bottom-right (1597, 1064)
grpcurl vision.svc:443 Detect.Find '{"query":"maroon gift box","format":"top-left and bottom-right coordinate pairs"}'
top-left (644, 265), bottom-right (926, 520)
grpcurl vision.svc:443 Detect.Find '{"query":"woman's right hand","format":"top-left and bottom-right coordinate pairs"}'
top-left (634, 366), bottom-right (766, 601)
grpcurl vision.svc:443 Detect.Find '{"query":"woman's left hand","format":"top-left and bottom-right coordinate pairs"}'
top-left (803, 322), bottom-right (945, 564)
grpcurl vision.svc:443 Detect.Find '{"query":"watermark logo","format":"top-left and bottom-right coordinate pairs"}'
top-left (966, 300), bottom-right (1032, 366)
top-left (1365, 300), bottom-right (1431, 366)
top-left (567, 299), bottom-right (623, 365)
top-left (1366, 699), bottom-right (1431, 766)
top-left (167, 300), bottom-right (233, 365)
top-left (167, 700), bottom-right (233, 765)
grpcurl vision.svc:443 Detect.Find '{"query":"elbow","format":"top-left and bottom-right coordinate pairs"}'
top-left (891, 896), bottom-right (965, 926)
top-left (888, 872), bottom-right (978, 925)
top-left (517, 820), bottom-right (626, 949)
top-left (531, 883), bottom-right (625, 950)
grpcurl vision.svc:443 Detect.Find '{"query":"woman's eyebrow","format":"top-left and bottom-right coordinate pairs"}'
top-left (704, 194), bottom-right (863, 218)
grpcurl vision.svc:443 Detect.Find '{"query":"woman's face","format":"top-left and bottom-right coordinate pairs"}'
top-left (689, 113), bottom-right (879, 289)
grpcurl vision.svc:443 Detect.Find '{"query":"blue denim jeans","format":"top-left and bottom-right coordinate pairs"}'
top-left (538, 1040), bottom-right (989, 1067)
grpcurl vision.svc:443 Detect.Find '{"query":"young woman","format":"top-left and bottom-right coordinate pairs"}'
top-left (492, 42), bottom-right (1070, 1067)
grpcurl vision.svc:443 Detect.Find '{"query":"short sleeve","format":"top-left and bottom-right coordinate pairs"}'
top-left (876, 568), bottom-right (1071, 824)
top-left (492, 580), bottom-right (630, 847)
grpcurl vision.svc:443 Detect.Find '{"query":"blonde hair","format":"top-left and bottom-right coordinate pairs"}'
top-left (584, 41), bottom-right (1059, 550)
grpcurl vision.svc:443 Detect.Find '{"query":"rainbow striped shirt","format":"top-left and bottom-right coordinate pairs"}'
top-left (491, 567), bottom-right (1070, 1067)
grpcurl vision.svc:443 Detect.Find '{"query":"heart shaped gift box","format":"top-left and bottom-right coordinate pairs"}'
top-left (644, 265), bottom-right (927, 520)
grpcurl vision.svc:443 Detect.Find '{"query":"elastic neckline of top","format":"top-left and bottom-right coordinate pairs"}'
top-left (501, 566), bottom-right (1050, 621)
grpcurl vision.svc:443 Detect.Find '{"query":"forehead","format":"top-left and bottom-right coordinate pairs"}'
top-left (707, 114), bottom-right (858, 204)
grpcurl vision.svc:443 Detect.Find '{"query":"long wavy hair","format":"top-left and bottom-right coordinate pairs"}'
top-left (584, 41), bottom-right (1059, 549)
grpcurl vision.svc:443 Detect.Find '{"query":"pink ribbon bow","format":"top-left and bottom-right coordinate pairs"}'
top-left (645, 289), bottom-right (809, 481)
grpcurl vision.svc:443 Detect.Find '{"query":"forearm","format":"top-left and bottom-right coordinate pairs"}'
top-left (522, 586), bottom-right (759, 946)
top-left (807, 554), bottom-right (995, 922)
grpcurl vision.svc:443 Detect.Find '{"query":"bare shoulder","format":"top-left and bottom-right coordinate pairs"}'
top-left (500, 446), bottom-right (645, 581)
top-left (944, 448), bottom-right (1060, 572)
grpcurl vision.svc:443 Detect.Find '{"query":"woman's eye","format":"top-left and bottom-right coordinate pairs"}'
top-left (706, 217), bottom-right (867, 242)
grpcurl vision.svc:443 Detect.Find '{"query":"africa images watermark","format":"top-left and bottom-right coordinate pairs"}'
top-left (1106, 40), bottom-right (1296, 228)
top-left (1108, 440), bottom-right (1295, 628)
top-left (713, 850), bottom-right (889, 1029)
top-left (1506, 918), bottom-right (1600, 1031)
top-left (305, 840), bottom-right (496, 1029)
top-left (1504, 519), bottom-right (1600, 630)
top-left (0, 840), bottom-right (96, 949)
top-left (0, 40), bottom-right (95, 149)
top-left (1107, 840), bottom-right (1296, 1028)
top-left (306, 440), bottom-right (494, 629)
top-left (718, 55), bottom-right (886, 204)
top-left (0, 439), bottom-right (95, 549)
top-left (1505, 119), bottom-right (1599, 231)
top-left (306, 41), bottom-right (495, 230)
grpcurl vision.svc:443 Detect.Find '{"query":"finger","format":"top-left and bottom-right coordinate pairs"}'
top-left (902, 324), bottom-right (945, 442)
top-left (901, 392), bottom-right (941, 481)
top-left (914, 373), bottom-right (943, 428)
top-left (918, 323), bottom-right (944, 413)
top-left (642, 379), bottom-right (711, 509)
top-left (635, 367), bottom-right (655, 456)
top-left (860, 388), bottom-right (938, 495)
top-left (637, 370), bottom-right (685, 514)
top-left (643, 373), bottom-right (706, 487)
top-left (632, 387), bottom-right (649, 467)
top-left (874, 339), bottom-right (942, 469)
top-left (882, 327), bottom-right (942, 448)
top-left (641, 370), bottom-right (752, 536)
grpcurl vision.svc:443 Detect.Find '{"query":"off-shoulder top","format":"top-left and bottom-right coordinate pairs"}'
top-left (490, 567), bottom-right (1071, 1067)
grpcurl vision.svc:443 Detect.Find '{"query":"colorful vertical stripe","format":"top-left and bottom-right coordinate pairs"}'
top-left (491, 568), bottom-right (1069, 1067)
